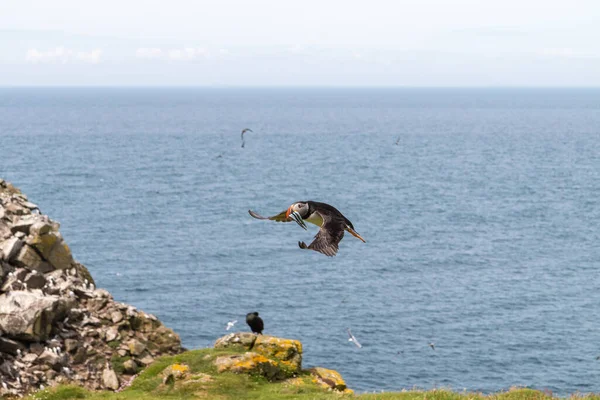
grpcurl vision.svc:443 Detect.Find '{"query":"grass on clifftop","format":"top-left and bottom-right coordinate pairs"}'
top-left (25, 348), bottom-right (600, 400)
top-left (26, 348), bottom-right (333, 400)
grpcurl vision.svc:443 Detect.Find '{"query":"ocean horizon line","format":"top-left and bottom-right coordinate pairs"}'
top-left (1, 85), bottom-right (600, 90)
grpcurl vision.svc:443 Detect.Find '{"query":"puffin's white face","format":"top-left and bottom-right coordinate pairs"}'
top-left (285, 202), bottom-right (309, 230)
top-left (290, 202), bottom-right (309, 216)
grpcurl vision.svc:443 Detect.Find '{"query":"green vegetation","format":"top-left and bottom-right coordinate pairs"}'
top-left (24, 349), bottom-right (600, 400)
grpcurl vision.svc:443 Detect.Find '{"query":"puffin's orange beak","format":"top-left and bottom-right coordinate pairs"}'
top-left (285, 206), bottom-right (293, 219)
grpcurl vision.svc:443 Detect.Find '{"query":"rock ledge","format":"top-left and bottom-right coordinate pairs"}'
top-left (212, 332), bottom-right (352, 394)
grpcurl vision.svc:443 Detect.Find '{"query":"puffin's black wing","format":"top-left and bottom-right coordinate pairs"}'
top-left (248, 209), bottom-right (293, 223)
top-left (300, 212), bottom-right (345, 256)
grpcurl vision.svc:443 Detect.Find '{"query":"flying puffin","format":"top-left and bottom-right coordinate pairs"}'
top-left (248, 201), bottom-right (366, 256)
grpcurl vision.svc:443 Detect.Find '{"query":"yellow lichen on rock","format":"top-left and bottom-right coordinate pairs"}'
top-left (309, 367), bottom-right (350, 392)
top-left (165, 363), bottom-right (189, 376)
top-left (253, 335), bottom-right (302, 373)
top-left (215, 352), bottom-right (284, 381)
top-left (159, 365), bottom-right (214, 392)
top-left (212, 334), bottom-right (351, 392)
top-left (161, 363), bottom-right (191, 386)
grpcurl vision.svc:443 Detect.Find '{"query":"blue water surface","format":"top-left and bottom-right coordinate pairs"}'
top-left (1, 87), bottom-right (600, 395)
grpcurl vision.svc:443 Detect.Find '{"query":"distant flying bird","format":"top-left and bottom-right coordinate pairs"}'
top-left (428, 342), bottom-right (435, 350)
top-left (246, 312), bottom-right (264, 334)
top-left (248, 201), bottom-right (365, 257)
top-left (347, 328), bottom-right (362, 348)
top-left (395, 137), bottom-right (400, 145)
top-left (337, 295), bottom-right (350, 307)
top-left (226, 320), bottom-right (237, 331)
top-left (241, 128), bottom-right (253, 148)
top-left (241, 128), bottom-right (253, 139)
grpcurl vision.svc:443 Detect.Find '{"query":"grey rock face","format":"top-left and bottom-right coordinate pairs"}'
top-left (14, 245), bottom-right (54, 273)
top-left (102, 367), bottom-right (120, 390)
top-left (0, 290), bottom-right (74, 341)
top-left (0, 179), bottom-right (182, 398)
top-left (0, 237), bottom-right (23, 262)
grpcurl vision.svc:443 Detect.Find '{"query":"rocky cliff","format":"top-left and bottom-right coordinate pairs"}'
top-left (0, 179), bottom-right (182, 397)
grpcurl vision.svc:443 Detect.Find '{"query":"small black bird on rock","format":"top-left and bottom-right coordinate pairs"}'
top-left (246, 312), bottom-right (264, 334)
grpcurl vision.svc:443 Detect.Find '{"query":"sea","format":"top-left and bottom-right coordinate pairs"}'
top-left (1, 87), bottom-right (599, 395)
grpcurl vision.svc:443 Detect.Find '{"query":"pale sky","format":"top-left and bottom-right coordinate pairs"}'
top-left (1, 0), bottom-right (600, 86)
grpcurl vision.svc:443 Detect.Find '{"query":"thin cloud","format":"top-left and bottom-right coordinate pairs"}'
top-left (135, 47), bottom-right (216, 61)
top-left (538, 48), bottom-right (598, 59)
top-left (75, 49), bottom-right (102, 64)
top-left (451, 26), bottom-right (528, 37)
top-left (135, 47), bottom-right (163, 59)
top-left (26, 47), bottom-right (102, 64)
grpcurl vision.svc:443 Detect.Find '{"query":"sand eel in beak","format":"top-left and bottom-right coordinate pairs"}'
top-left (248, 201), bottom-right (366, 257)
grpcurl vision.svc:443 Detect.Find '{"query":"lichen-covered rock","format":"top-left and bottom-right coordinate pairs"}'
top-left (215, 352), bottom-right (285, 381)
top-left (309, 367), bottom-right (352, 393)
top-left (162, 363), bottom-right (190, 384)
top-left (253, 335), bottom-right (302, 373)
top-left (214, 333), bottom-right (302, 375)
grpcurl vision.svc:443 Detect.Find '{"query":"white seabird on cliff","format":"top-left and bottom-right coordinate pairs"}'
top-left (226, 320), bottom-right (237, 331)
